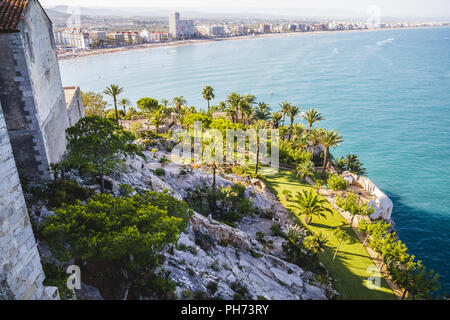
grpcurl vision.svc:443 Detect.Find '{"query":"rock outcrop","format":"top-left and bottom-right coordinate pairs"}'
top-left (111, 150), bottom-right (336, 300)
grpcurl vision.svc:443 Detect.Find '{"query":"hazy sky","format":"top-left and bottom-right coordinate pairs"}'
top-left (40, 0), bottom-right (450, 18)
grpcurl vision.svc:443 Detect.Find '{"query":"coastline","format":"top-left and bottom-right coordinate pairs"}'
top-left (57, 26), bottom-right (441, 61)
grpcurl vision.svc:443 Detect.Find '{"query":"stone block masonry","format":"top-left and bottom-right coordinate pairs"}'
top-left (0, 33), bottom-right (51, 181)
top-left (64, 86), bottom-right (85, 126)
top-left (0, 102), bottom-right (59, 300)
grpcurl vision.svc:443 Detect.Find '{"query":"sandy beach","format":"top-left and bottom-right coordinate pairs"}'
top-left (57, 26), bottom-right (438, 61)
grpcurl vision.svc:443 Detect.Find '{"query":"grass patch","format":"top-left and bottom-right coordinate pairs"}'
top-left (263, 170), bottom-right (396, 300)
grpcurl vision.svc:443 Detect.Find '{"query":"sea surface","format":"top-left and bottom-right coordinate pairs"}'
top-left (59, 27), bottom-right (450, 293)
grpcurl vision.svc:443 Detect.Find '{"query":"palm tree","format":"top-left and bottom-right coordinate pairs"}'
top-left (160, 98), bottom-right (170, 108)
top-left (279, 101), bottom-right (291, 127)
top-left (103, 84), bottom-right (124, 126)
top-left (308, 128), bottom-right (322, 161)
top-left (303, 108), bottom-right (324, 131)
top-left (243, 94), bottom-right (257, 107)
top-left (304, 232), bottom-right (328, 254)
top-left (118, 98), bottom-right (131, 115)
top-left (333, 227), bottom-right (351, 260)
top-left (217, 101), bottom-right (227, 112)
top-left (254, 102), bottom-right (271, 121)
top-left (252, 120), bottom-right (267, 175)
top-left (149, 109), bottom-right (164, 133)
top-left (227, 92), bottom-right (242, 123)
top-left (239, 99), bottom-right (253, 125)
top-left (292, 123), bottom-right (306, 141)
top-left (346, 154), bottom-right (367, 176)
top-left (332, 156), bottom-right (347, 174)
top-left (224, 106), bottom-right (235, 123)
top-left (202, 85), bottom-right (215, 111)
top-left (319, 129), bottom-right (343, 177)
top-left (296, 160), bottom-right (315, 180)
top-left (271, 112), bottom-right (282, 129)
top-left (286, 105), bottom-right (300, 140)
top-left (293, 190), bottom-right (333, 225)
top-left (173, 96), bottom-right (187, 114)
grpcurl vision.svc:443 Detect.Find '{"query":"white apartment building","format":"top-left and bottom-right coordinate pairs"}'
top-left (196, 25), bottom-right (225, 37)
top-left (89, 30), bottom-right (107, 42)
top-left (169, 11), bottom-right (195, 38)
top-left (59, 28), bottom-right (92, 49)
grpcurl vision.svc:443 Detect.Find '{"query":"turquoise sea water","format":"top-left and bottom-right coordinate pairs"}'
top-left (59, 27), bottom-right (450, 293)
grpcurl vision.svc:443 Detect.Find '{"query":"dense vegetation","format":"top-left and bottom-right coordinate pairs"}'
top-left (40, 191), bottom-right (192, 299)
top-left (64, 84), bottom-right (441, 299)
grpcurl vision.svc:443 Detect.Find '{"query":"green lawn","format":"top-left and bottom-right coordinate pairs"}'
top-left (264, 170), bottom-right (396, 300)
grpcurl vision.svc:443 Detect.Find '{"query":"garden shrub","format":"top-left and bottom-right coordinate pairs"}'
top-left (153, 168), bottom-right (165, 177)
top-left (327, 174), bottom-right (348, 191)
top-left (40, 191), bottom-right (192, 299)
top-left (31, 180), bottom-right (94, 209)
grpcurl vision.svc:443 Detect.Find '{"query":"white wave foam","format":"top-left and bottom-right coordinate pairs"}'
top-left (376, 38), bottom-right (395, 46)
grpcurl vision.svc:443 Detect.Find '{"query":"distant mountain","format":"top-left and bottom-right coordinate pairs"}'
top-left (44, 5), bottom-right (448, 22)
top-left (44, 5), bottom-right (361, 20)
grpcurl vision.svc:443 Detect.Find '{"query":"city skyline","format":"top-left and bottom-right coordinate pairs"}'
top-left (40, 0), bottom-right (450, 19)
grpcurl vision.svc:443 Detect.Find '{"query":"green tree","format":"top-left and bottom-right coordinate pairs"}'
top-left (160, 98), bottom-right (170, 108)
top-left (103, 84), bottom-right (124, 126)
top-left (286, 105), bottom-right (300, 140)
top-left (65, 116), bottom-right (141, 193)
top-left (346, 154), bottom-right (367, 176)
top-left (137, 97), bottom-right (159, 114)
top-left (293, 190), bottom-right (333, 225)
top-left (202, 85), bottom-right (215, 111)
top-left (173, 96), bottom-right (187, 114)
top-left (303, 108), bottom-right (324, 131)
top-left (296, 160), bottom-right (315, 180)
top-left (149, 109), bottom-right (164, 133)
top-left (271, 112), bottom-right (282, 129)
top-left (332, 227), bottom-right (351, 260)
top-left (252, 120), bottom-right (267, 175)
top-left (307, 127), bottom-right (322, 161)
top-left (239, 98), bottom-right (254, 125)
top-left (226, 92), bottom-right (242, 123)
top-left (40, 191), bottom-right (192, 299)
top-left (254, 102), bottom-right (271, 121)
top-left (118, 98), bottom-right (131, 115)
top-left (304, 232), bottom-right (328, 254)
top-left (182, 113), bottom-right (212, 129)
top-left (332, 156), bottom-right (347, 174)
top-left (279, 101), bottom-right (291, 127)
top-left (319, 129), bottom-right (343, 177)
top-left (81, 91), bottom-right (107, 117)
top-left (335, 192), bottom-right (374, 227)
top-left (358, 219), bottom-right (391, 246)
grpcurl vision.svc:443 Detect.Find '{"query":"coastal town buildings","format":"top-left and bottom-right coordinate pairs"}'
top-left (169, 11), bottom-right (195, 38)
top-left (197, 25), bottom-right (226, 37)
top-left (62, 28), bottom-right (92, 49)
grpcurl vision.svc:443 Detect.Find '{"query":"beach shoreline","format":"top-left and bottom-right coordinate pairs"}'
top-left (57, 26), bottom-right (443, 61)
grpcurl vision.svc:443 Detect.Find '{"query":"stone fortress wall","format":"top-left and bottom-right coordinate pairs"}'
top-left (0, 0), bottom-right (71, 181)
top-left (0, 0), bottom-right (84, 300)
top-left (0, 102), bottom-right (58, 300)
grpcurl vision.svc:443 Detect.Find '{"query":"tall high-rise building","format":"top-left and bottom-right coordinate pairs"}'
top-left (169, 11), bottom-right (195, 38)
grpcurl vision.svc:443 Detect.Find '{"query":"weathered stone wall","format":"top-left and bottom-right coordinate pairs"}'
top-left (20, 0), bottom-right (70, 165)
top-left (0, 33), bottom-right (51, 181)
top-left (0, 102), bottom-right (59, 300)
top-left (64, 86), bottom-right (85, 126)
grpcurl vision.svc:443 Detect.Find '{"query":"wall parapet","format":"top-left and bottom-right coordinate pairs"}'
top-left (343, 172), bottom-right (394, 221)
top-left (63, 86), bottom-right (85, 126)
